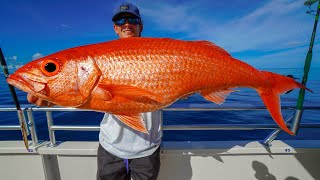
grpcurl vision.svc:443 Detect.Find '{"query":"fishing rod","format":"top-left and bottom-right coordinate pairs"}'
top-left (0, 47), bottom-right (30, 151)
top-left (291, 0), bottom-right (320, 134)
top-left (261, 1), bottom-right (319, 146)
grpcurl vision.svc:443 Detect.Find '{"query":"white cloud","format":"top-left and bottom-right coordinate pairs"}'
top-left (283, 41), bottom-right (305, 47)
top-left (137, 1), bottom-right (206, 35)
top-left (241, 46), bottom-right (309, 68)
top-left (32, 52), bottom-right (43, 60)
top-left (4, 56), bottom-right (23, 70)
top-left (128, 0), bottom-right (320, 68)
top-left (7, 64), bottom-right (13, 70)
top-left (15, 65), bottom-right (23, 69)
top-left (60, 24), bottom-right (71, 29)
top-left (209, 0), bottom-right (310, 52)
top-left (7, 56), bottom-right (17, 61)
top-left (137, 0), bottom-right (312, 53)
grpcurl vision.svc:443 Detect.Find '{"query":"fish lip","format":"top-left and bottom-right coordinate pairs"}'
top-left (7, 73), bottom-right (46, 93)
top-left (7, 74), bottom-right (34, 93)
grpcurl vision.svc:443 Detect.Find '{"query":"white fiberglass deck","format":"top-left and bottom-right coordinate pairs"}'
top-left (0, 140), bottom-right (319, 180)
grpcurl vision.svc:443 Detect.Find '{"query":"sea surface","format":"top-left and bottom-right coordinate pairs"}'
top-left (0, 68), bottom-right (319, 142)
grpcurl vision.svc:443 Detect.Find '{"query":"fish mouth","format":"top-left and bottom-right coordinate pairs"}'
top-left (7, 73), bottom-right (46, 94)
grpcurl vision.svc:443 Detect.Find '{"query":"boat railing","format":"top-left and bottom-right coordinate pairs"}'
top-left (0, 106), bottom-right (320, 148)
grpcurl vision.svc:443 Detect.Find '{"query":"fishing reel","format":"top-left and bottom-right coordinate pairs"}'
top-left (305, 0), bottom-right (319, 16)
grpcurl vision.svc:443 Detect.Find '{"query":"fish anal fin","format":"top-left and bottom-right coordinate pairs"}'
top-left (99, 84), bottom-right (165, 104)
top-left (115, 114), bottom-right (148, 134)
top-left (201, 89), bottom-right (235, 105)
top-left (259, 91), bottom-right (294, 135)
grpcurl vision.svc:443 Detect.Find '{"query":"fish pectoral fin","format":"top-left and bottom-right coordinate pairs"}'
top-left (91, 86), bottom-right (113, 101)
top-left (200, 89), bottom-right (236, 105)
top-left (99, 84), bottom-right (165, 104)
top-left (115, 114), bottom-right (148, 134)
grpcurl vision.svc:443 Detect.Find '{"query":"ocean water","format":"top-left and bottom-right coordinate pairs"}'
top-left (0, 67), bottom-right (319, 142)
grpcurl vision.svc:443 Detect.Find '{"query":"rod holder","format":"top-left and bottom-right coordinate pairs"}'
top-left (46, 111), bottom-right (56, 147)
top-left (26, 108), bottom-right (39, 146)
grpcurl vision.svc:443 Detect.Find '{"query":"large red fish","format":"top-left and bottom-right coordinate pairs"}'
top-left (7, 37), bottom-right (310, 134)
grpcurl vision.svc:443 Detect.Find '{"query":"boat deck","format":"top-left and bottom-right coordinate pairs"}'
top-left (0, 106), bottom-right (319, 179)
top-left (0, 140), bottom-right (319, 180)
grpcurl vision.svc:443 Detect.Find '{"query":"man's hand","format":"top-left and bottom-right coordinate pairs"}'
top-left (27, 94), bottom-right (55, 107)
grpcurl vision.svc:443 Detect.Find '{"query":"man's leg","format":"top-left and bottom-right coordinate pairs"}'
top-left (129, 147), bottom-right (161, 180)
top-left (97, 144), bottom-right (129, 180)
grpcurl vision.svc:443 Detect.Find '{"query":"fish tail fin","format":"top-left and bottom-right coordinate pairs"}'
top-left (258, 71), bottom-right (312, 135)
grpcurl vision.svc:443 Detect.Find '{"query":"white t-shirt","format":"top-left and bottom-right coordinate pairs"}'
top-left (99, 111), bottom-right (162, 159)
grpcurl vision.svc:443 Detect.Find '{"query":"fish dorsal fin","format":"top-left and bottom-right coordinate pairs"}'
top-left (191, 40), bottom-right (231, 57)
top-left (201, 89), bottom-right (235, 105)
top-left (99, 84), bottom-right (165, 104)
top-left (115, 114), bottom-right (148, 133)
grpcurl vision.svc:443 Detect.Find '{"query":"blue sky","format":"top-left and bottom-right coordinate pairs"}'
top-left (1, 0), bottom-right (320, 69)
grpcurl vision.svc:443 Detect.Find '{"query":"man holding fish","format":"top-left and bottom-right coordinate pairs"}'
top-left (9, 1), bottom-right (310, 180)
top-left (27, 2), bottom-right (162, 180)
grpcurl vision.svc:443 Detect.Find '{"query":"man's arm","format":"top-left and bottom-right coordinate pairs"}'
top-left (27, 94), bottom-right (55, 107)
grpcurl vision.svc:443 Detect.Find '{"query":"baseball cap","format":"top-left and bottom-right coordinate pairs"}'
top-left (112, 2), bottom-right (141, 21)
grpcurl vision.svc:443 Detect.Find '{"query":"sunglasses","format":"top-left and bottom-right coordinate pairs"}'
top-left (114, 18), bottom-right (141, 26)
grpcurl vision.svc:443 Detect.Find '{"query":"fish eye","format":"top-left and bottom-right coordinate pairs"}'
top-left (45, 62), bottom-right (56, 72)
top-left (40, 59), bottom-right (60, 76)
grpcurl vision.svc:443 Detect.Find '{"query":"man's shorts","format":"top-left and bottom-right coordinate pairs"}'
top-left (97, 144), bottom-right (161, 180)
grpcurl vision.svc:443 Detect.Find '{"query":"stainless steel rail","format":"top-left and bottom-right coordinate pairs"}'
top-left (27, 106), bottom-right (320, 111)
top-left (0, 107), bottom-right (39, 147)
top-left (26, 109), bottom-right (39, 146)
top-left (1, 106), bottom-right (320, 147)
top-left (0, 125), bottom-right (21, 130)
top-left (47, 123), bottom-right (320, 131)
top-left (51, 125), bottom-right (100, 131)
